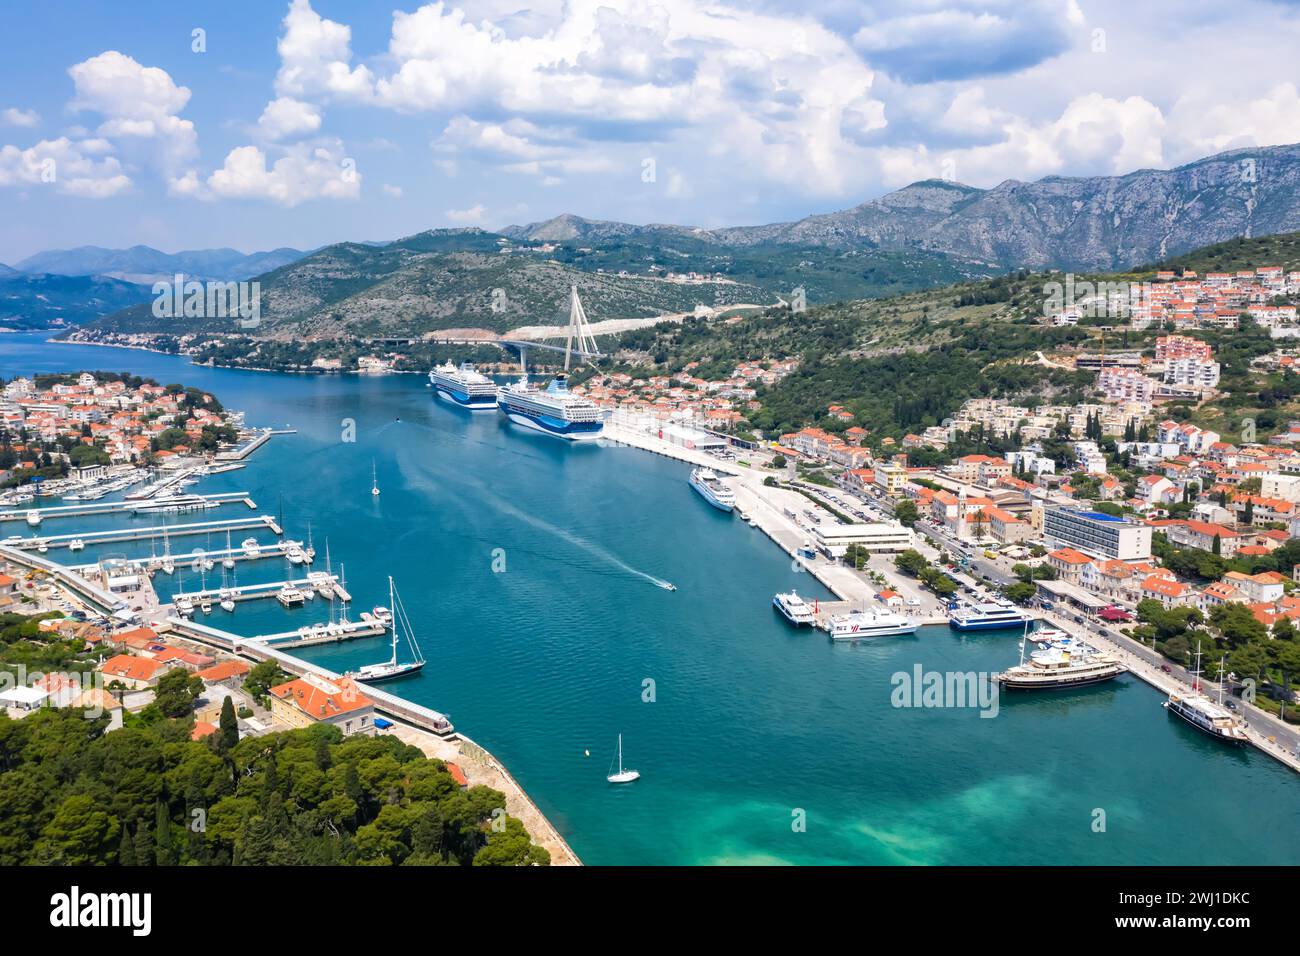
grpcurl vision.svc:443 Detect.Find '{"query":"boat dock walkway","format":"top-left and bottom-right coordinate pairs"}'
top-left (65, 540), bottom-right (295, 573)
top-left (0, 492), bottom-right (256, 523)
top-left (6, 514), bottom-right (281, 549)
top-left (215, 428), bottom-right (295, 461)
top-left (252, 620), bottom-right (388, 648)
top-left (168, 575), bottom-right (346, 605)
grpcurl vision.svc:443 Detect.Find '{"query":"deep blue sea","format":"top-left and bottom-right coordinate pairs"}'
top-left (3, 332), bottom-right (1298, 864)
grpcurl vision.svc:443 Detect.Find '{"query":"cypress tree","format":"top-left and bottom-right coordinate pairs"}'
top-left (154, 800), bottom-right (174, 866)
top-left (118, 826), bottom-right (137, 867)
top-left (219, 696), bottom-right (238, 752)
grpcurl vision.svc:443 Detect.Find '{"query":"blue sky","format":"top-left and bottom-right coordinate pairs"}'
top-left (3, 0), bottom-right (1300, 263)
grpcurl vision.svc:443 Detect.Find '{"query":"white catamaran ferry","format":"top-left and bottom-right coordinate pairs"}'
top-left (948, 598), bottom-right (1034, 631)
top-left (772, 591), bottom-right (817, 626)
top-left (428, 362), bottom-right (499, 410)
top-left (689, 467), bottom-right (735, 512)
top-left (827, 606), bottom-right (918, 641)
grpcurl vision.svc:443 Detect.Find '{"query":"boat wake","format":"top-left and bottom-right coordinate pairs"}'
top-left (481, 487), bottom-right (674, 590)
top-left (382, 420), bottom-right (674, 590)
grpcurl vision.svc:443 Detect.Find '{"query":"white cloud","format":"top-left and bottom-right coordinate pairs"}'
top-left (257, 97), bottom-right (323, 140)
top-left (67, 51), bottom-right (198, 176)
top-left (382, 183), bottom-right (402, 197)
top-left (275, 0), bottom-right (374, 101)
top-left (1, 108), bottom-right (39, 128)
top-left (445, 202), bottom-right (486, 223)
top-left (205, 141), bottom-right (361, 206)
top-left (0, 136), bottom-right (130, 197)
top-left (1166, 83), bottom-right (1300, 161)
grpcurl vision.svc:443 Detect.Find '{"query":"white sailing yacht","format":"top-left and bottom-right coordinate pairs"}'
top-left (346, 577), bottom-right (426, 683)
top-left (606, 734), bottom-right (640, 784)
top-left (371, 461), bottom-right (380, 497)
top-left (223, 530), bottom-right (235, 570)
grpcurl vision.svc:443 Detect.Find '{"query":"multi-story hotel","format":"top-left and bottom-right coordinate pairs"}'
top-left (1043, 508), bottom-right (1153, 561)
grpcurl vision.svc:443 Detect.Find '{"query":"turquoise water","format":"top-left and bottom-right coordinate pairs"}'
top-left (4, 333), bottom-right (1299, 865)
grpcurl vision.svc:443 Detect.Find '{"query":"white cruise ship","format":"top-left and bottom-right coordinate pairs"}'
top-left (689, 467), bottom-right (735, 512)
top-left (497, 375), bottom-right (604, 441)
top-left (428, 362), bottom-right (498, 410)
top-left (995, 635), bottom-right (1127, 690)
top-left (827, 606), bottom-right (918, 641)
top-left (772, 591), bottom-right (816, 626)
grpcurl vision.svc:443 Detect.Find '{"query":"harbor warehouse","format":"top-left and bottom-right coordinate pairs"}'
top-left (814, 522), bottom-right (913, 557)
top-left (1043, 508), bottom-right (1153, 561)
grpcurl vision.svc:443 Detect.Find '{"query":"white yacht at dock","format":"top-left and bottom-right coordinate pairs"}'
top-left (688, 466), bottom-right (735, 512)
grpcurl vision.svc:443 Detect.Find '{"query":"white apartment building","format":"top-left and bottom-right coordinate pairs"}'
top-left (1164, 358), bottom-right (1221, 391)
top-left (1097, 367), bottom-right (1157, 403)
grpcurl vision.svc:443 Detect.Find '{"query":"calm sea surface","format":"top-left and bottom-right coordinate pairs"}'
top-left (3, 332), bottom-right (1298, 865)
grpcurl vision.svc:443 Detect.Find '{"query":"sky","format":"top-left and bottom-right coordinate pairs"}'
top-left (3, 0), bottom-right (1300, 263)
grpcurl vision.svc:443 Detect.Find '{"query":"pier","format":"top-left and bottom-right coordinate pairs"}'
top-left (65, 540), bottom-right (296, 574)
top-left (0, 492), bottom-right (256, 523)
top-left (215, 428), bottom-right (295, 461)
top-left (167, 575), bottom-right (348, 605)
top-left (4, 515), bottom-right (280, 550)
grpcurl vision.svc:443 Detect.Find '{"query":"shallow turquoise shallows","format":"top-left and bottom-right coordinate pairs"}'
top-left (4, 333), bottom-right (1299, 865)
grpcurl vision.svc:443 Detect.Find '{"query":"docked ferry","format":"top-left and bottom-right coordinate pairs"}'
top-left (948, 599), bottom-right (1034, 631)
top-left (772, 591), bottom-right (817, 626)
top-left (497, 374), bottom-right (604, 441)
top-left (827, 607), bottom-right (918, 641)
top-left (995, 636), bottom-right (1127, 690)
top-left (689, 467), bottom-right (735, 512)
top-left (428, 362), bottom-right (498, 410)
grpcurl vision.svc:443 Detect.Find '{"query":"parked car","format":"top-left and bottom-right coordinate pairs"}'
top-left (1160, 665), bottom-right (1172, 673)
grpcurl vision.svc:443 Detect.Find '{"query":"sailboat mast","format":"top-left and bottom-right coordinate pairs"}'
top-left (388, 576), bottom-right (398, 664)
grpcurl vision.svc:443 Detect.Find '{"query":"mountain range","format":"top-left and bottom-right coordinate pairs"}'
top-left (13, 244), bottom-right (308, 285)
top-left (51, 141), bottom-right (1300, 340)
top-left (505, 143), bottom-right (1300, 272)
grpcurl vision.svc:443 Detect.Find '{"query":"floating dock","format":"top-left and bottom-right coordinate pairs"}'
top-left (168, 575), bottom-right (347, 605)
top-left (65, 540), bottom-right (294, 573)
top-left (0, 492), bottom-right (256, 523)
top-left (255, 620), bottom-right (388, 647)
top-left (4, 515), bottom-right (280, 550)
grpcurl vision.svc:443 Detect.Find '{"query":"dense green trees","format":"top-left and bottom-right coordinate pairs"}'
top-left (0, 710), bottom-right (548, 866)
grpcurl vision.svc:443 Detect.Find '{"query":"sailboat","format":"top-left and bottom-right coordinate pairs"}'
top-left (161, 526), bottom-right (174, 575)
top-left (371, 460), bottom-right (381, 497)
top-left (223, 530), bottom-right (235, 570)
top-left (346, 576), bottom-right (425, 683)
top-left (606, 734), bottom-right (640, 784)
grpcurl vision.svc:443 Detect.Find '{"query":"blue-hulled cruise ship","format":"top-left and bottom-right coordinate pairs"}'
top-left (948, 598), bottom-right (1034, 631)
top-left (497, 374), bottom-right (604, 441)
top-left (428, 362), bottom-right (499, 410)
